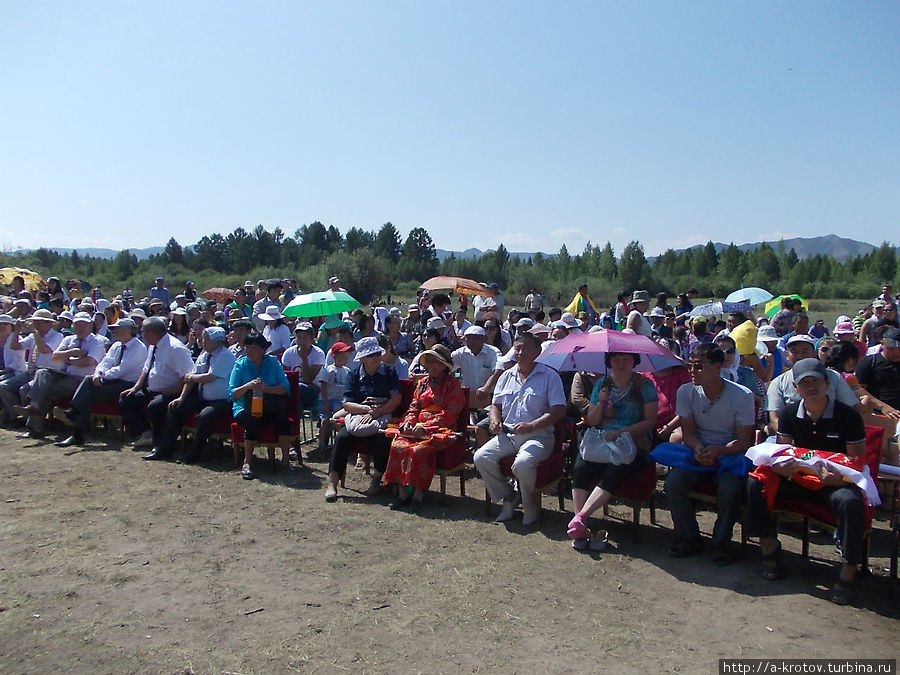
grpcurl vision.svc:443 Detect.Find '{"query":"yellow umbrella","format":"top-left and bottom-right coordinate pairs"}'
top-left (0, 267), bottom-right (46, 292)
top-left (765, 294), bottom-right (806, 317)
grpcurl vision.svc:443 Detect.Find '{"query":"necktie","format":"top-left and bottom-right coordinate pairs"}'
top-left (115, 343), bottom-right (126, 366)
top-left (197, 353), bottom-right (210, 397)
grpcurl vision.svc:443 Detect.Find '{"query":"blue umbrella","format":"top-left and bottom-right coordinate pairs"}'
top-left (689, 301), bottom-right (751, 317)
top-left (724, 287), bottom-right (773, 306)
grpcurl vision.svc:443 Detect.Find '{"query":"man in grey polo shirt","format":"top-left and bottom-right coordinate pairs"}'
top-left (664, 342), bottom-right (755, 563)
top-left (765, 334), bottom-right (859, 436)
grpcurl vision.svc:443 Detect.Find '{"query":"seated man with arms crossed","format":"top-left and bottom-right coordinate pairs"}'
top-left (54, 317), bottom-right (147, 447)
top-left (14, 311), bottom-right (106, 439)
top-left (473, 332), bottom-right (566, 527)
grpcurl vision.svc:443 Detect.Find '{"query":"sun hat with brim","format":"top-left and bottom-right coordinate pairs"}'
top-left (529, 323), bottom-right (552, 335)
top-left (130, 308), bottom-right (147, 319)
top-left (331, 342), bottom-right (355, 355)
top-left (757, 325), bottom-right (779, 342)
top-left (31, 309), bottom-right (55, 321)
top-left (559, 312), bottom-right (579, 329)
top-left (173, 308), bottom-right (187, 316)
top-left (792, 359), bottom-right (827, 384)
top-left (58, 311), bottom-right (74, 322)
top-left (873, 299), bottom-right (886, 308)
top-left (389, 307), bottom-right (401, 316)
top-left (786, 334), bottom-right (816, 348)
top-left (356, 336), bottom-right (384, 358)
top-left (418, 345), bottom-right (454, 371)
top-left (72, 312), bottom-right (92, 324)
top-left (730, 320), bottom-right (758, 356)
top-left (258, 306), bottom-right (283, 321)
top-left (408, 304), bottom-right (420, 312)
top-left (883, 327), bottom-right (900, 348)
top-left (649, 307), bottom-right (666, 318)
top-left (293, 321), bottom-right (315, 334)
top-left (515, 317), bottom-right (535, 329)
top-left (14, 298), bottom-right (31, 306)
top-left (630, 290), bottom-right (650, 304)
top-left (329, 277), bottom-right (340, 285)
top-left (111, 318), bottom-right (136, 329)
top-left (321, 315), bottom-right (344, 330)
top-left (464, 325), bottom-right (486, 337)
top-left (426, 317), bottom-right (445, 330)
top-left (0, 315), bottom-right (14, 325)
top-left (148, 299), bottom-right (164, 308)
top-left (834, 322), bottom-right (856, 336)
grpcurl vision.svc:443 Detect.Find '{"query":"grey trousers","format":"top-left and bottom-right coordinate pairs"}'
top-left (26, 370), bottom-right (82, 432)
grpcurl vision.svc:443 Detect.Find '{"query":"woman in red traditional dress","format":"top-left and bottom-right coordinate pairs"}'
top-left (382, 344), bottom-right (466, 512)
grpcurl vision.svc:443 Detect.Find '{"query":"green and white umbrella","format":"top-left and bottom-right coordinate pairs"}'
top-left (282, 290), bottom-right (361, 318)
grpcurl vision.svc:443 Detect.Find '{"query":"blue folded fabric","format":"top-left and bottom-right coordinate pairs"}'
top-left (650, 442), bottom-right (750, 477)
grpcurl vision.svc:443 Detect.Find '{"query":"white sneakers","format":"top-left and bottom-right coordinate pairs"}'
top-left (495, 492), bottom-right (522, 523)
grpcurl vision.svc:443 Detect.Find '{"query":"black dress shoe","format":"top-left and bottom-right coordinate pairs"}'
top-left (142, 449), bottom-right (170, 461)
top-left (180, 452), bottom-right (199, 465)
top-left (56, 434), bottom-right (83, 448)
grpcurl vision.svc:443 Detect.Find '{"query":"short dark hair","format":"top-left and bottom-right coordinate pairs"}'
top-left (514, 332), bottom-right (541, 351)
top-left (266, 282), bottom-right (283, 292)
top-left (244, 331), bottom-right (270, 349)
top-left (231, 319), bottom-right (253, 331)
top-left (690, 342), bottom-right (725, 365)
top-left (430, 293), bottom-right (450, 308)
top-left (604, 351), bottom-right (641, 368)
top-left (729, 311), bottom-right (747, 324)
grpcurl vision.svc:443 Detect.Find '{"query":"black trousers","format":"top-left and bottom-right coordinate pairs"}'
top-left (68, 376), bottom-right (132, 432)
top-left (746, 476), bottom-right (865, 566)
top-left (328, 428), bottom-right (389, 478)
top-left (157, 391), bottom-right (232, 457)
top-left (119, 390), bottom-right (176, 442)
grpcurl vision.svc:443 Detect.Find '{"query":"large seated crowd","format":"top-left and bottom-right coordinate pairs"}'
top-left (2, 273), bottom-right (899, 606)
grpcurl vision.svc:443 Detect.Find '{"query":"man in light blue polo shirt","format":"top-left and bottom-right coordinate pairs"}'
top-left (474, 333), bottom-right (566, 526)
top-left (156, 326), bottom-right (235, 464)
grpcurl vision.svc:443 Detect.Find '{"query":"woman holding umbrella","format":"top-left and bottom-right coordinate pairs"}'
top-left (566, 350), bottom-right (659, 550)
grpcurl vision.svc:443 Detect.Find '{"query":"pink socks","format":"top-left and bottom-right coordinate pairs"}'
top-left (567, 513), bottom-right (589, 539)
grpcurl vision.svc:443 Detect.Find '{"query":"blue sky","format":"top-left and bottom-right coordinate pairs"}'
top-left (1, 1), bottom-right (897, 257)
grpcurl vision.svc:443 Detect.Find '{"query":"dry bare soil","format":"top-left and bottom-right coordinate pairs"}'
top-left (1, 427), bottom-right (897, 674)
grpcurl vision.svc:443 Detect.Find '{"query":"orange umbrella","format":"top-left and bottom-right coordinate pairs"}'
top-left (420, 276), bottom-right (495, 297)
top-left (201, 287), bottom-right (235, 303)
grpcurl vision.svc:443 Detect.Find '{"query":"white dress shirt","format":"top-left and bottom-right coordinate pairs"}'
top-left (96, 337), bottom-right (148, 384)
top-left (20, 329), bottom-right (65, 371)
top-left (1, 333), bottom-right (27, 375)
top-left (144, 334), bottom-right (195, 393)
top-left (55, 333), bottom-right (108, 378)
top-left (452, 344), bottom-right (499, 390)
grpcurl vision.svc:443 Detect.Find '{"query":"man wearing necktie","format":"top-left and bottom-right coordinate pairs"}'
top-left (118, 317), bottom-right (194, 453)
top-left (149, 326), bottom-right (235, 463)
top-left (55, 318), bottom-right (147, 447)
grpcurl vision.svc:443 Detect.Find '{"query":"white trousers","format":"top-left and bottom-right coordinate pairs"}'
top-left (474, 428), bottom-right (554, 509)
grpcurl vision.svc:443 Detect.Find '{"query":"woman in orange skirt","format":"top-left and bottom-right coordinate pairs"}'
top-left (383, 344), bottom-right (466, 512)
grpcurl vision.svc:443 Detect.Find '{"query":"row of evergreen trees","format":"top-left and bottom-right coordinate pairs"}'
top-left (3, 222), bottom-right (896, 307)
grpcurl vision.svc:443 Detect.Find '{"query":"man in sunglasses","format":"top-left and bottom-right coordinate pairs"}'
top-left (663, 342), bottom-right (755, 563)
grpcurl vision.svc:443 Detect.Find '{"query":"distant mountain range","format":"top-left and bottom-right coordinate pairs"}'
top-left (13, 235), bottom-right (892, 263)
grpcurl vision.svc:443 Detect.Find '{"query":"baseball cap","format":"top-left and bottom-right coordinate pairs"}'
top-left (791, 358), bottom-right (827, 384)
top-left (293, 321), bottom-right (315, 334)
top-left (330, 342), bottom-right (355, 355)
top-left (111, 318), bottom-right (137, 329)
top-left (514, 317), bottom-right (535, 329)
top-left (72, 312), bottom-right (92, 324)
top-left (786, 334), bottom-right (816, 348)
top-left (834, 322), bottom-right (856, 336)
top-left (204, 326), bottom-right (227, 344)
top-left (463, 325), bottom-right (486, 337)
top-left (883, 327), bottom-right (900, 348)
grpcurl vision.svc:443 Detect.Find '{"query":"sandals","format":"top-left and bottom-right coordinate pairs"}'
top-left (241, 463), bottom-right (255, 480)
top-left (830, 578), bottom-right (855, 605)
top-left (760, 541), bottom-right (783, 581)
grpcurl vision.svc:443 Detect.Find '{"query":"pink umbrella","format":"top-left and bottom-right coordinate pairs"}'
top-left (536, 329), bottom-right (683, 373)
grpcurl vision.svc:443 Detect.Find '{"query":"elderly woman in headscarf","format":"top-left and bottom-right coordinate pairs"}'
top-left (382, 344), bottom-right (466, 512)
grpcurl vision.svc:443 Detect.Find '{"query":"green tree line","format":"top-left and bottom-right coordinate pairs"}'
top-left (2, 223), bottom-right (896, 307)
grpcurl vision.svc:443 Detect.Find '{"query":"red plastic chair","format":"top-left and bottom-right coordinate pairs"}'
top-left (230, 370), bottom-right (302, 467)
top-left (90, 401), bottom-right (129, 441)
top-left (484, 417), bottom-right (575, 520)
top-left (601, 459), bottom-right (659, 540)
top-left (771, 424), bottom-right (885, 572)
top-left (180, 413), bottom-right (234, 458)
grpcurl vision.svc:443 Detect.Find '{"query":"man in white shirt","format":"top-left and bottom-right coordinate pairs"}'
top-left (452, 325), bottom-right (499, 408)
top-left (0, 314), bottom-right (28, 385)
top-left (0, 309), bottom-right (64, 427)
top-left (54, 318), bottom-right (148, 448)
top-left (119, 317), bottom-right (195, 454)
top-left (282, 322), bottom-right (325, 408)
top-left (151, 326), bottom-right (236, 463)
top-left (251, 282), bottom-right (283, 332)
top-left (473, 333), bottom-right (566, 526)
top-left (14, 312), bottom-right (106, 438)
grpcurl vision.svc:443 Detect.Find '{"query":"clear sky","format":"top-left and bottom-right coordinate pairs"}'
top-left (1, 1), bottom-right (897, 257)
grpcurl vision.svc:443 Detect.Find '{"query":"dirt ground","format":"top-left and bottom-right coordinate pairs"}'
top-left (1, 424), bottom-right (898, 674)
